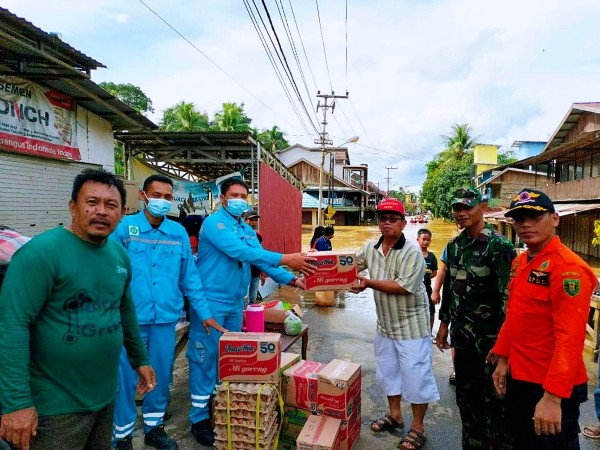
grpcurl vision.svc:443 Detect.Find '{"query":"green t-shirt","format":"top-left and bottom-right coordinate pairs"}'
top-left (0, 227), bottom-right (149, 416)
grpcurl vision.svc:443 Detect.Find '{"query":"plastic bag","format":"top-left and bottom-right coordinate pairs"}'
top-left (284, 311), bottom-right (302, 336)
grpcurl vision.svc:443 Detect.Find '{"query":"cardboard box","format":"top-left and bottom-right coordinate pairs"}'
top-left (279, 405), bottom-right (312, 449)
top-left (218, 332), bottom-right (280, 383)
top-left (296, 415), bottom-right (341, 450)
top-left (263, 303), bottom-right (303, 324)
top-left (280, 352), bottom-right (301, 378)
top-left (282, 360), bottom-right (326, 411)
top-left (317, 359), bottom-right (362, 420)
top-left (335, 404), bottom-right (361, 450)
top-left (304, 252), bottom-right (358, 291)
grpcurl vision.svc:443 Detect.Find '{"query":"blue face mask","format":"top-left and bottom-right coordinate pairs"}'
top-left (225, 198), bottom-right (249, 217)
top-left (145, 195), bottom-right (172, 218)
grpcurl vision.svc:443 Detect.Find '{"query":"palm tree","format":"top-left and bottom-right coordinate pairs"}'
top-left (212, 102), bottom-right (251, 132)
top-left (438, 123), bottom-right (476, 163)
top-left (160, 101), bottom-right (209, 131)
top-left (258, 125), bottom-right (289, 151)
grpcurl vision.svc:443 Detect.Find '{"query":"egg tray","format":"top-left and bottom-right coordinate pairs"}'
top-left (214, 410), bottom-right (277, 435)
top-left (213, 405), bottom-right (278, 428)
top-left (216, 382), bottom-right (279, 398)
top-left (214, 413), bottom-right (279, 449)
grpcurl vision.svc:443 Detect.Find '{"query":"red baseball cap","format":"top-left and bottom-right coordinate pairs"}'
top-left (376, 198), bottom-right (406, 217)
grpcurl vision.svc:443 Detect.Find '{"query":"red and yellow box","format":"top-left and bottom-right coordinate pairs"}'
top-left (218, 332), bottom-right (280, 383)
top-left (304, 252), bottom-right (358, 291)
top-left (296, 415), bottom-right (341, 450)
top-left (282, 360), bottom-right (326, 411)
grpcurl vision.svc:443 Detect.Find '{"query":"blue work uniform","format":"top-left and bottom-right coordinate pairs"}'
top-left (188, 207), bottom-right (293, 425)
top-left (111, 211), bottom-right (211, 441)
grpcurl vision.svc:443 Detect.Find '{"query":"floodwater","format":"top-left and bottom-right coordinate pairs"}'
top-left (273, 218), bottom-right (600, 308)
top-left (273, 218), bottom-right (460, 308)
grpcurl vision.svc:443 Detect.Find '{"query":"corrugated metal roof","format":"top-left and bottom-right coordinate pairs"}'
top-left (544, 102), bottom-right (600, 151)
top-left (0, 7), bottom-right (156, 131)
top-left (484, 203), bottom-right (600, 223)
top-left (302, 193), bottom-right (327, 208)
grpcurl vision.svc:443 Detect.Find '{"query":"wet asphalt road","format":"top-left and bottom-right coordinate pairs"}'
top-left (128, 288), bottom-right (600, 449)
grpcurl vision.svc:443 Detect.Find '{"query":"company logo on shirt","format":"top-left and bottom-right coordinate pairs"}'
top-left (116, 265), bottom-right (128, 275)
top-left (128, 225), bottom-right (139, 236)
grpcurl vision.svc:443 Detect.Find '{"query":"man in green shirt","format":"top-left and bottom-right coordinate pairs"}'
top-left (0, 169), bottom-right (155, 450)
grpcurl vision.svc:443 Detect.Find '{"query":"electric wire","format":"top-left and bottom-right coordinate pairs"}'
top-left (243, 0), bottom-right (312, 135)
top-left (287, 0), bottom-right (319, 91)
top-left (258, 0), bottom-right (320, 135)
top-left (314, 0), bottom-right (334, 91)
top-left (136, 0), bottom-right (304, 133)
top-left (273, 0), bottom-right (320, 125)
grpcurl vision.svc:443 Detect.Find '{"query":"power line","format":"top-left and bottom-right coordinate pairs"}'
top-left (243, 0), bottom-right (313, 135)
top-left (273, 0), bottom-right (320, 126)
top-left (258, 0), bottom-right (320, 135)
top-left (314, 0), bottom-right (333, 91)
top-left (385, 166), bottom-right (398, 195)
top-left (136, 0), bottom-right (304, 133)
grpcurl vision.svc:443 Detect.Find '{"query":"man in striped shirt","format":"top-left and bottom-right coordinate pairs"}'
top-left (351, 198), bottom-right (439, 450)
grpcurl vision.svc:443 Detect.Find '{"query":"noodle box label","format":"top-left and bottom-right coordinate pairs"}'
top-left (218, 332), bottom-right (280, 383)
top-left (305, 252), bottom-right (358, 291)
top-left (296, 415), bottom-right (341, 450)
top-left (282, 360), bottom-right (327, 411)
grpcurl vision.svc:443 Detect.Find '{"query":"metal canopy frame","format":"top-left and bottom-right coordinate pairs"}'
top-left (115, 130), bottom-right (303, 189)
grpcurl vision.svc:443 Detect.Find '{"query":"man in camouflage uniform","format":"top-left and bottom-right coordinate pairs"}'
top-left (435, 187), bottom-right (516, 449)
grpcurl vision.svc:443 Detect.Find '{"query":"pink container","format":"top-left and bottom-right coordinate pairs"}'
top-left (242, 304), bottom-right (265, 332)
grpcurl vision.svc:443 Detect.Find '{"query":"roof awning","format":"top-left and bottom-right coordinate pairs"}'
top-left (485, 203), bottom-right (600, 223)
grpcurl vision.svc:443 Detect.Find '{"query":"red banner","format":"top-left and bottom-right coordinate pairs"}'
top-left (0, 132), bottom-right (81, 160)
top-left (0, 76), bottom-right (80, 161)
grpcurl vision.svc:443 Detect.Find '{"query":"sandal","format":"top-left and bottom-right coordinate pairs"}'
top-left (371, 414), bottom-right (404, 432)
top-left (449, 371), bottom-right (456, 385)
top-left (583, 424), bottom-right (600, 439)
top-left (398, 428), bottom-right (427, 449)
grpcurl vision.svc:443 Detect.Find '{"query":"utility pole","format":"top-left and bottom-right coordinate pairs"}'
top-left (384, 166), bottom-right (397, 196)
top-left (315, 91), bottom-right (348, 226)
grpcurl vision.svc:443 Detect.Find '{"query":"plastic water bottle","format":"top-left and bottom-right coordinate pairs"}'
top-left (178, 309), bottom-right (187, 325)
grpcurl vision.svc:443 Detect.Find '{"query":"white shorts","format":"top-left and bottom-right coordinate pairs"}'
top-left (375, 331), bottom-right (440, 404)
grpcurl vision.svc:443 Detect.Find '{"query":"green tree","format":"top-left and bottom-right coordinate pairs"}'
top-left (211, 102), bottom-right (252, 132)
top-left (257, 125), bottom-right (289, 151)
top-left (420, 152), bottom-right (474, 219)
top-left (498, 149), bottom-right (518, 165)
top-left (438, 123), bottom-right (476, 163)
top-left (99, 82), bottom-right (154, 114)
top-left (160, 101), bottom-right (210, 131)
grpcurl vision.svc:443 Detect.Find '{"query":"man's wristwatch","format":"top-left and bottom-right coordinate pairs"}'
top-left (289, 277), bottom-right (298, 286)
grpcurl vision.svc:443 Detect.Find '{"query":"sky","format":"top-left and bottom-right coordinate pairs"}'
top-left (3, 0), bottom-right (600, 192)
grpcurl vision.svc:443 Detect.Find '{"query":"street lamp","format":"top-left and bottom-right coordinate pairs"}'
top-left (317, 136), bottom-right (359, 225)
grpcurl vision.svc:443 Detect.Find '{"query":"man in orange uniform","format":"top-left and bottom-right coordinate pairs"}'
top-left (490, 188), bottom-right (598, 450)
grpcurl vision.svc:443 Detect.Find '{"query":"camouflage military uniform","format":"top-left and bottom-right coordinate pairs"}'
top-left (439, 223), bottom-right (516, 450)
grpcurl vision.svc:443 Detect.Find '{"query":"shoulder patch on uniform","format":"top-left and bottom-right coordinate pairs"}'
top-left (539, 260), bottom-right (550, 271)
top-left (562, 271), bottom-right (580, 277)
top-left (563, 279), bottom-right (581, 297)
top-left (128, 225), bottom-right (139, 236)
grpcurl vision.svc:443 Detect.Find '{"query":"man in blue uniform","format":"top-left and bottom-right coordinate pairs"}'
top-left (188, 178), bottom-right (315, 446)
top-left (111, 174), bottom-right (224, 450)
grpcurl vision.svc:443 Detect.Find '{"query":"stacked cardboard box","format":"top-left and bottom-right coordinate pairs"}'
top-left (317, 360), bottom-right (362, 450)
top-left (296, 415), bottom-right (342, 450)
top-left (281, 359), bottom-right (362, 449)
top-left (216, 333), bottom-right (285, 450)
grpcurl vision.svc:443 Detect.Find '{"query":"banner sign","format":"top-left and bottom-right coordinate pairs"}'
top-left (173, 172), bottom-right (243, 216)
top-left (0, 76), bottom-right (80, 160)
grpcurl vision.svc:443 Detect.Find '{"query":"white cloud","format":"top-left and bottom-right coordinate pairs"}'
top-left (3, 0), bottom-right (600, 189)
